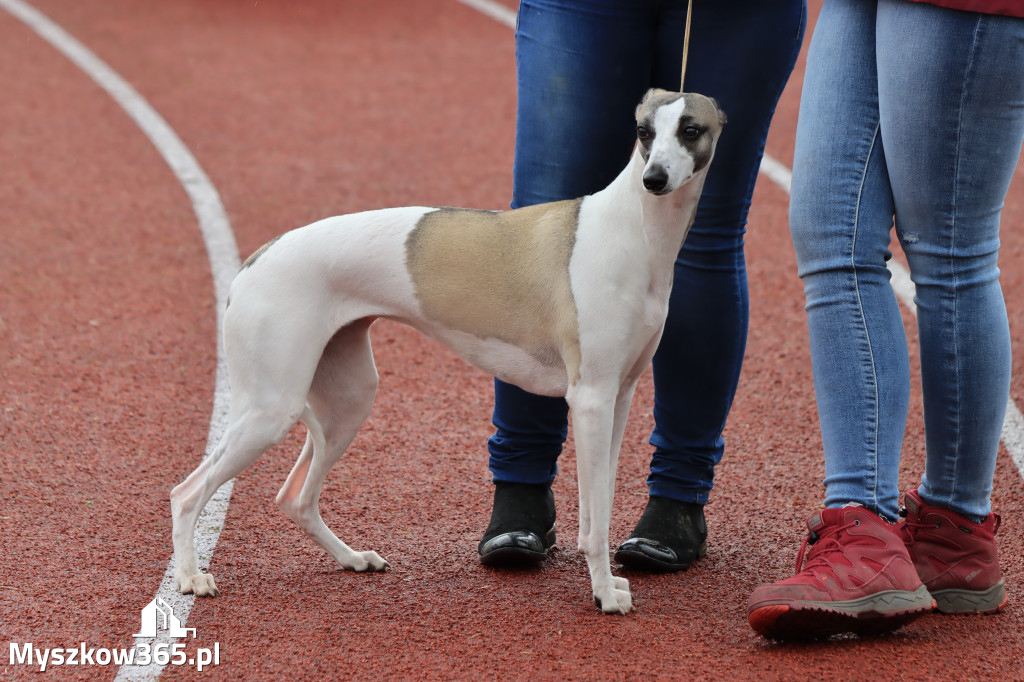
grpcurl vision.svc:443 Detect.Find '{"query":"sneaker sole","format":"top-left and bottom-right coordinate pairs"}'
top-left (748, 585), bottom-right (936, 641)
top-left (931, 579), bottom-right (1007, 615)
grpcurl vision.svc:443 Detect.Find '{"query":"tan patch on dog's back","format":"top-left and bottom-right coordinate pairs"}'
top-left (242, 235), bottom-right (282, 269)
top-left (406, 200), bottom-right (582, 383)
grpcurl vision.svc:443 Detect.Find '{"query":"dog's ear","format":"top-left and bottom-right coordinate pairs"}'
top-left (709, 97), bottom-right (728, 127)
top-left (635, 88), bottom-right (674, 119)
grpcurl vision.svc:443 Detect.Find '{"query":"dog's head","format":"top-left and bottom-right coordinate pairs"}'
top-left (634, 89), bottom-right (727, 196)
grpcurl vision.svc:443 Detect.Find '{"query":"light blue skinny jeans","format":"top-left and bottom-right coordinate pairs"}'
top-left (790, 0), bottom-right (1024, 521)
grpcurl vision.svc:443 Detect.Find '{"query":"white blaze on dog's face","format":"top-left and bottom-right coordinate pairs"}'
top-left (634, 90), bottom-right (726, 195)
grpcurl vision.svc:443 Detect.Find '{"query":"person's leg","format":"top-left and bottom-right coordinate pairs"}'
top-left (645, 0), bottom-right (806, 503)
top-left (876, 0), bottom-right (1024, 521)
top-left (789, 0), bottom-right (909, 522)
top-left (615, 0), bottom-right (806, 572)
top-left (489, 0), bottom-right (662, 485)
top-left (877, 0), bottom-right (1024, 615)
top-left (747, 0), bottom-right (933, 639)
top-left (482, 0), bottom-right (662, 563)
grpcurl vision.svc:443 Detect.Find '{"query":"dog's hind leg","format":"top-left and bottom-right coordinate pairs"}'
top-left (172, 307), bottom-right (325, 596)
top-left (172, 399), bottom-right (305, 596)
top-left (275, 318), bottom-right (389, 573)
top-left (568, 383), bottom-right (633, 614)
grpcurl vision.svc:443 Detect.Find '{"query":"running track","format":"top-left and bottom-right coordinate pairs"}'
top-left (2, 1), bottom-right (1023, 679)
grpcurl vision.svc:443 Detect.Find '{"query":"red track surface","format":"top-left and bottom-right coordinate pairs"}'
top-left (2, 1), bottom-right (1023, 679)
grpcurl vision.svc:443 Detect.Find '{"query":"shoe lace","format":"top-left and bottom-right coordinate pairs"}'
top-left (795, 521), bottom-right (859, 575)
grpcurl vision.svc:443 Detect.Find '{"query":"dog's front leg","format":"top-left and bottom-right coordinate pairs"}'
top-left (608, 379), bottom-right (640, 504)
top-left (567, 384), bottom-right (633, 615)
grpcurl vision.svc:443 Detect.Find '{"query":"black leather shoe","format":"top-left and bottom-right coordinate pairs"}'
top-left (614, 495), bottom-right (707, 572)
top-left (478, 482), bottom-right (556, 566)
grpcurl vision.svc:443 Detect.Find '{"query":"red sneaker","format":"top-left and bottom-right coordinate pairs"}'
top-left (901, 489), bottom-right (1007, 615)
top-left (747, 505), bottom-right (935, 640)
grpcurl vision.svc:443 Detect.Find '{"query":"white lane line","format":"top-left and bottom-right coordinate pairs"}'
top-left (0, 1), bottom-right (239, 680)
top-left (758, 153), bottom-right (793, 195)
top-left (456, 0), bottom-right (516, 27)
top-left (459, 0), bottom-right (1024, 482)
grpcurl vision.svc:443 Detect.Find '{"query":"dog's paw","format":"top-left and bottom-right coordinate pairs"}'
top-left (349, 550), bottom-right (390, 573)
top-left (593, 584), bottom-right (633, 615)
top-left (177, 572), bottom-right (219, 597)
top-left (612, 576), bottom-right (630, 592)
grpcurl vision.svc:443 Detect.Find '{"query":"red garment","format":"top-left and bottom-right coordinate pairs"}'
top-left (904, 0), bottom-right (1024, 17)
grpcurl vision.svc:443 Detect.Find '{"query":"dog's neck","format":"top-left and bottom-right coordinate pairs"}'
top-left (605, 149), bottom-right (708, 267)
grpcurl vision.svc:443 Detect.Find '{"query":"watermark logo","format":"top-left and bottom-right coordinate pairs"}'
top-left (8, 599), bottom-right (220, 673)
top-left (134, 597), bottom-right (197, 639)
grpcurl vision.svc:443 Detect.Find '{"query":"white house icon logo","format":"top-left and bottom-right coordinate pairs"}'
top-left (133, 598), bottom-right (196, 639)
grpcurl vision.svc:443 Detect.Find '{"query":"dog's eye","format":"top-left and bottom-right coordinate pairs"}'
top-left (636, 125), bottom-right (652, 142)
top-left (681, 126), bottom-right (701, 140)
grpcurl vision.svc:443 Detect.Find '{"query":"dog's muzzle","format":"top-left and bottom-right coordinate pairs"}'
top-left (642, 166), bottom-right (669, 194)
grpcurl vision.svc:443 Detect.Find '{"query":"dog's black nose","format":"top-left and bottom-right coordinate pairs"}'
top-left (643, 167), bottom-right (669, 193)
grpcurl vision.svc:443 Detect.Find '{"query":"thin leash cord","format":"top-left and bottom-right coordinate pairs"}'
top-left (680, 0), bottom-right (693, 92)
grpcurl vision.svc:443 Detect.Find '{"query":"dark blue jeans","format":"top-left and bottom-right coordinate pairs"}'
top-left (489, 0), bottom-right (806, 504)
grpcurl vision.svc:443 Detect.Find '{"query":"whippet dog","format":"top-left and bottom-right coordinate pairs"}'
top-left (170, 89), bottom-right (725, 614)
